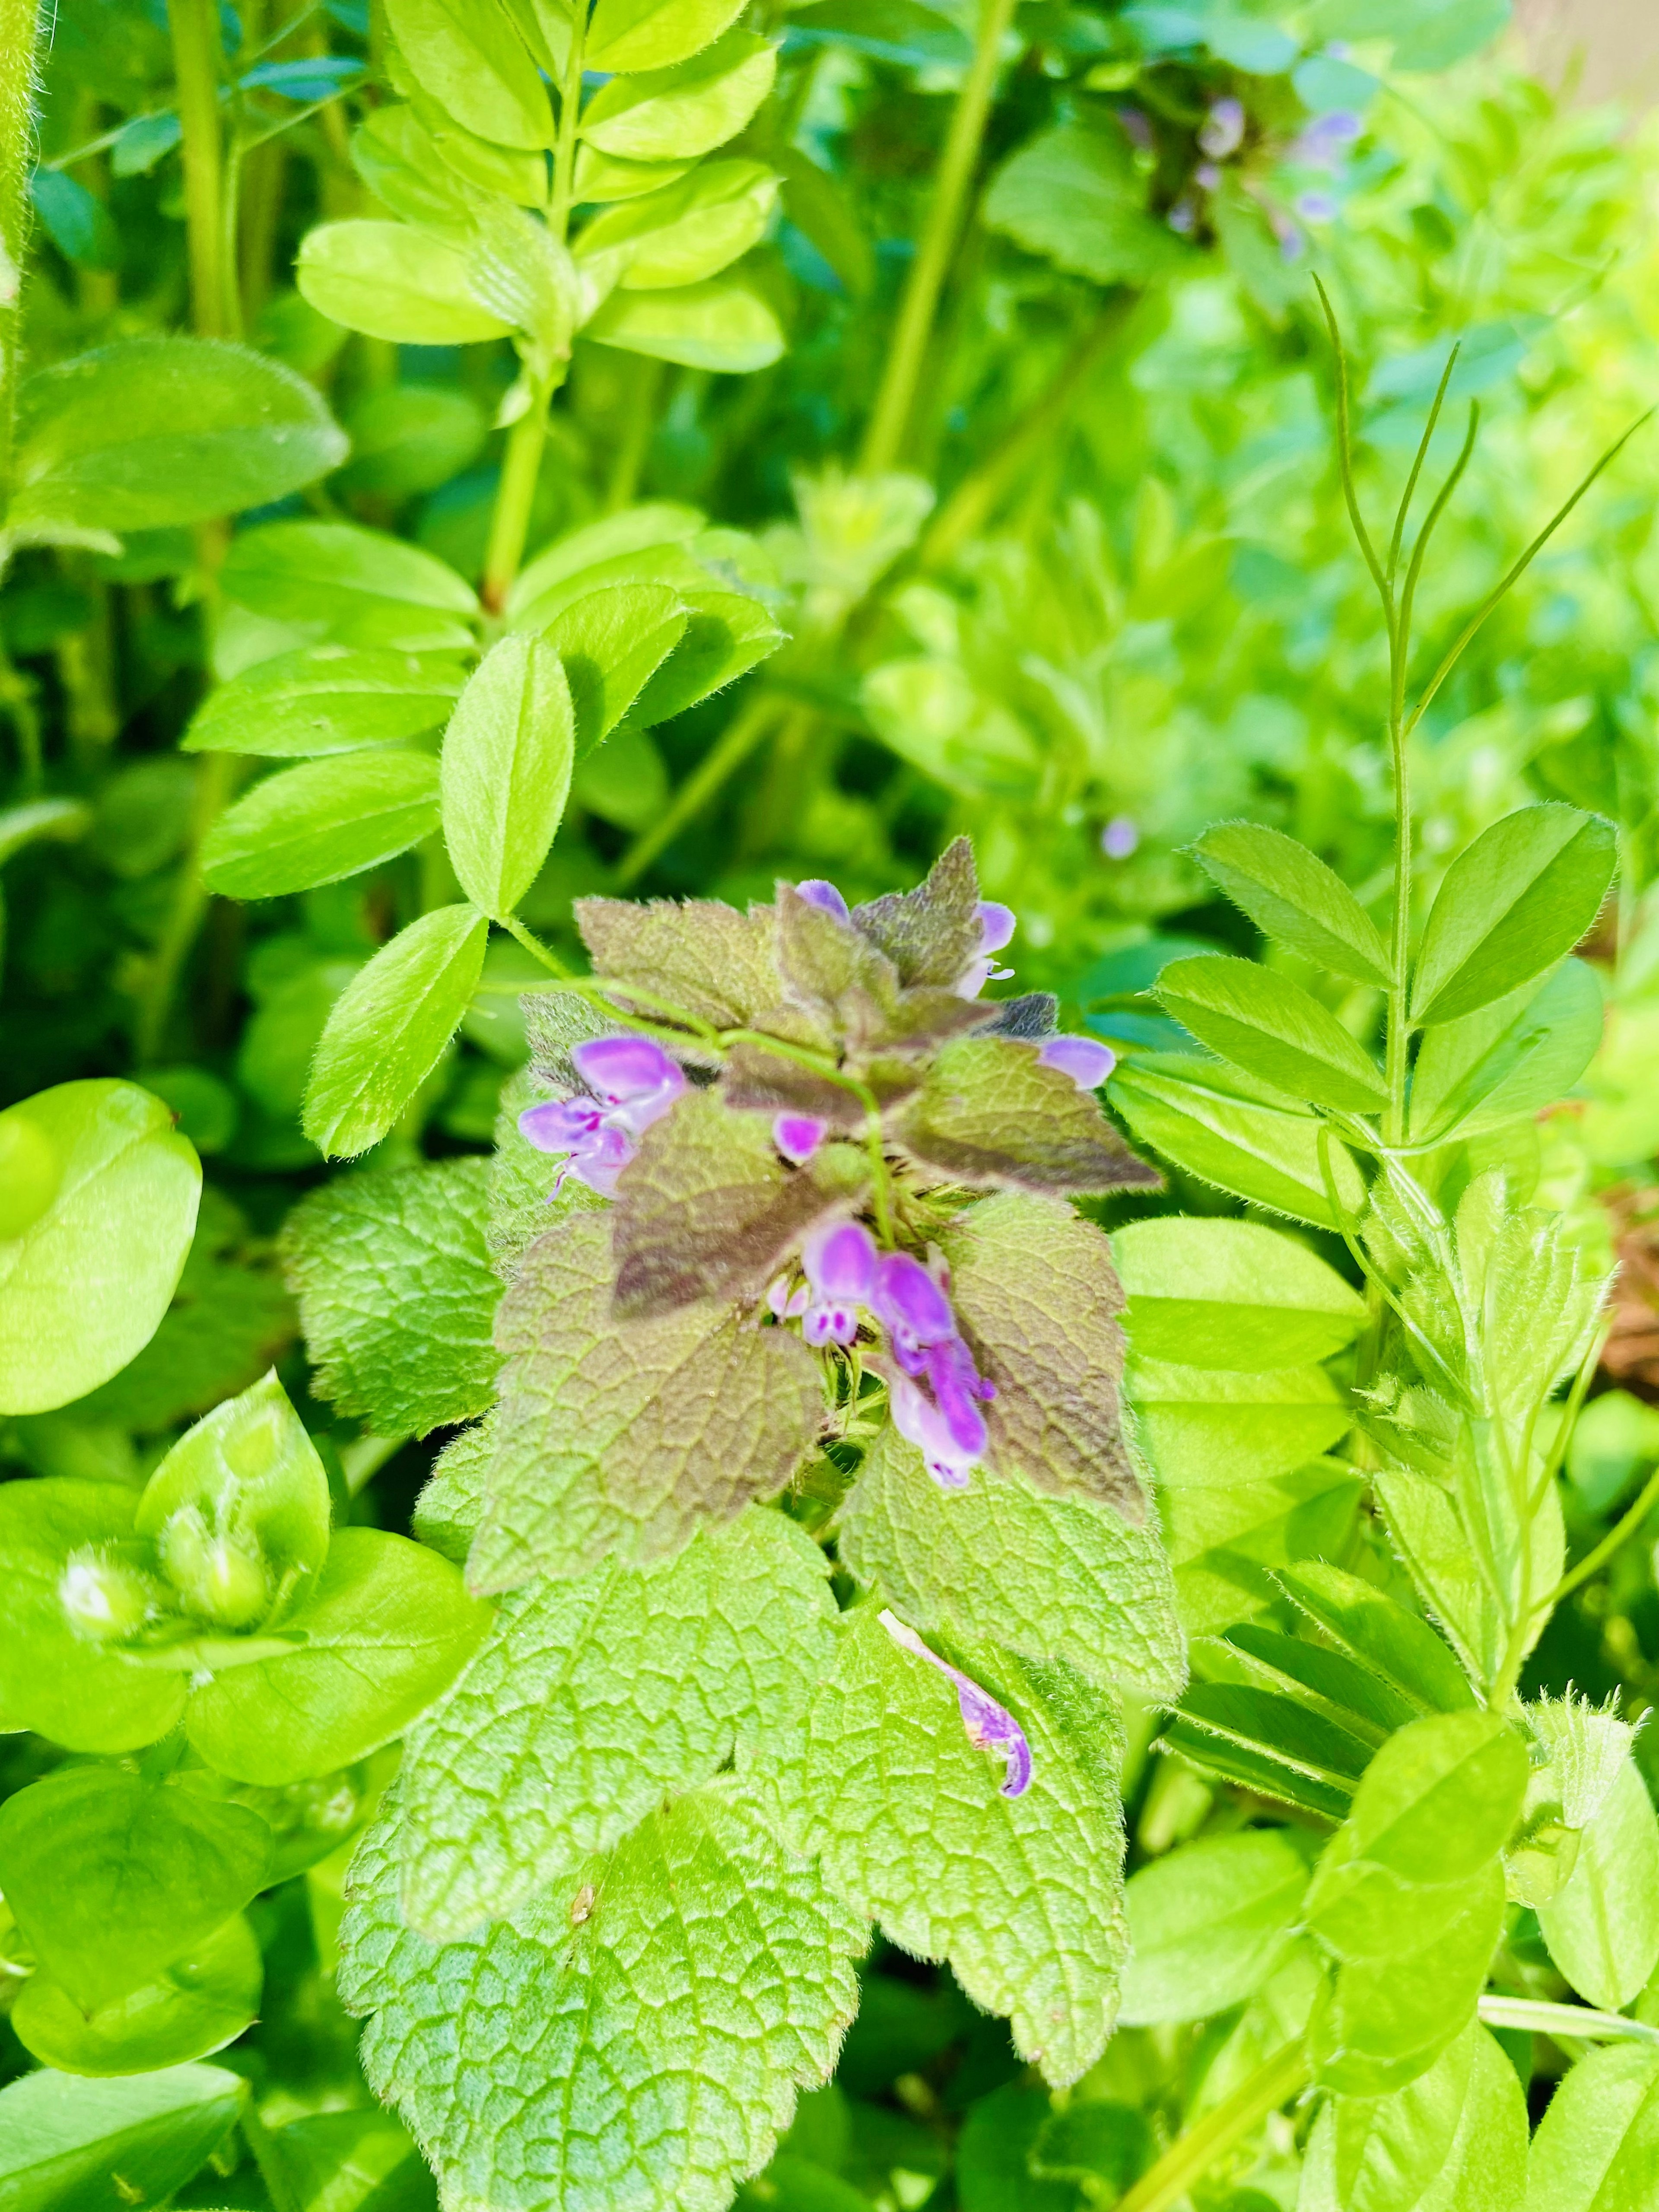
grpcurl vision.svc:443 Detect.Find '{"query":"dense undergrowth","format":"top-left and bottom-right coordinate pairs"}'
top-left (6, 2), bottom-right (1659, 2209)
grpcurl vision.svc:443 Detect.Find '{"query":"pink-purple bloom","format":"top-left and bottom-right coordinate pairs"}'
top-left (518, 1034), bottom-right (686, 1196)
top-left (796, 878), bottom-right (850, 922)
top-left (954, 900), bottom-right (1017, 998)
top-left (774, 1113), bottom-right (827, 1165)
top-left (1039, 1035), bottom-right (1116, 1091)
top-left (879, 1610), bottom-right (1033, 1796)
top-left (801, 1219), bottom-right (877, 1347)
top-left (871, 1251), bottom-right (995, 1488)
top-left (1100, 814), bottom-right (1139, 860)
top-left (1198, 95), bottom-right (1246, 161)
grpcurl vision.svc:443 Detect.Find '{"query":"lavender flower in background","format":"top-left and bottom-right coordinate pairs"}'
top-left (878, 1610), bottom-right (1033, 1797)
top-left (1116, 105), bottom-right (1154, 154)
top-left (1100, 814), bottom-right (1139, 860)
top-left (954, 900), bottom-right (1017, 998)
top-left (1198, 95), bottom-right (1246, 161)
top-left (1039, 1035), bottom-right (1116, 1090)
top-left (519, 1035), bottom-right (686, 1196)
top-left (1291, 110), bottom-right (1361, 169)
top-left (1295, 190), bottom-right (1338, 224)
top-left (774, 1113), bottom-right (827, 1165)
top-left (1195, 161), bottom-right (1221, 192)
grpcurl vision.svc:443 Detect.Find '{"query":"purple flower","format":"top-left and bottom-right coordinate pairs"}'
top-left (1039, 1035), bottom-right (1116, 1091)
top-left (954, 900), bottom-right (1017, 999)
top-left (1100, 814), bottom-right (1139, 860)
top-left (1195, 161), bottom-right (1221, 192)
top-left (1294, 189), bottom-right (1337, 224)
top-left (1266, 203), bottom-right (1305, 259)
top-left (871, 1251), bottom-right (995, 1486)
top-left (796, 878), bottom-right (850, 923)
top-left (1291, 111), bottom-right (1361, 169)
top-left (878, 1610), bottom-right (1033, 1797)
top-left (871, 1250), bottom-right (956, 1366)
top-left (1167, 196), bottom-right (1198, 236)
top-left (801, 1219), bottom-right (877, 1347)
top-left (774, 1113), bottom-right (827, 1165)
top-left (518, 1035), bottom-right (686, 1196)
top-left (1117, 105), bottom-right (1154, 154)
top-left (1198, 95), bottom-right (1246, 161)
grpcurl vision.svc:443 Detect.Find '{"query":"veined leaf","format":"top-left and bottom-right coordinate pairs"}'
top-left (1214, 1625), bottom-right (1420, 1745)
top-left (536, 583), bottom-right (689, 755)
top-left (586, 0), bottom-right (749, 72)
top-left (1192, 820), bottom-right (1392, 987)
top-left (1174, 1682), bottom-right (1373, 1802)
top-left (584, 275), bottom-right (785, 372)
top-left (1119, 1830), bottom-right (1310, 2026)
top-left (578, 33), bottom-right (778, 163)
top-left (1525, 2042), bottom-right (1659, 2212)
top-left (1408, 957), bottom-right (1604, 1140)
top-left (1163, 1460), bottom-right (1363, 1638)
top-left (1300, 2020), bottom-right (1528, 2212)
top-left (299, 221), bottom-right (516, 346)
top-left (201, 753), bottom-right (440, 899)
top-left (1410, 804), bottom-right (1617, 1026)
top-left (381, 0), bottom-right (553, 149)
top-left (1114, 1215), bottom-right (1366, 1370)
top-left (1157, 954), bottom-right (1388, 1114)
top-left (222, 521), bottom-right (479, 650)
top-left (1159, 1714), bottom-right (1351, 1823)
top-left (440, 633), bottom-right (575, 922)
top-left (183, 646), bottom-right (470, 759)
top-left (1275, 1561), bottom-right (1477, 1716)
top-left (1127, 1356), bottom-right (1350, 1487)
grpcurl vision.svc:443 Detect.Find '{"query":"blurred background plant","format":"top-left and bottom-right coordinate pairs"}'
top-left (8, 0), bottom-right (1659, 2205)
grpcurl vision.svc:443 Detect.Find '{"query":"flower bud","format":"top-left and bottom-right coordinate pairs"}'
top-left (59, 1548), bottom-right (158, 1642)
top-left (159, 1505), bottom-right (273, 1629)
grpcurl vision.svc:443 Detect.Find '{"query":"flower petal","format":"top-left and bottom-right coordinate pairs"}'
top-left (774, 1113), bottom-right (828, 1166)
top-left (571, 1034), bottom-right (686, 1106)
top-left (877, 1608), bottom-right (1034, 1797)
top-left (803, 1219), bottom-right (877, 1303)
top-left (871, 1250), bottom-right (956, 1344)
top-left (795, 878), bottom-right (850, 923)
top-left (1038, 1034), bottom-right (1116, 1090)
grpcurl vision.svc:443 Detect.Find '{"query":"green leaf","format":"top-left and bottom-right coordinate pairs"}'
top-left (937, 1192), bottom-right (1142, 1515)
top-left (0, 1079), bottom-right (200, 1415)
top-left (440, 632), bottom-right (575, 923)
top-left (1299, 2020), bottom-right (1529, 2212)
top-left (298, 220), bottom-right (517, 346)
top-left (576, 161), bottom-right (778, 291)
top-left (505, 500), bottom-right (705, 624)
top-left (1162, 1460), bottom-right (1363, 1638)
top-left (838, 1423), bottom-right (1185, 1700)
top-left (250, 2110), bottom-right (435, 2212)
top-left (382, 0), bottom-right (553, 147)
top-left (1192, 822), bottom-right (1394, 988)
top-left (574, 891), bottom-right (788, 1028)
top-left (185, 1528), bottom-right (493, 1784)
top-left (1108, 1053), bottom-right (1369, 1230)
top-left (201, 753), bottom-right (441, 899)
top-left (398, 1509), bottom-right (835, 1937)
top-left (572, 724), bottom-right (669, 829)
top-left (1538, 1760), bottom-right (1659, 2010)
top-left (1113, 1216), bottom-right (1367, 1370)
top-left (1118, 1830), bottom-right (1310, 2025)
top-left (1174, 1683), bottom-right (1373, 1806)
top-left (579, 32), bottom-right (778, 162)
top-left (1128, 1354), bottom-right (1350, 1485)
top-left (303, 904), bottom-right (490, 1158)
top-left (586, 0), bottom-right (748, 71)
top-left (612, 1091), bottom-right (868, 1316)
top-left (183, 647), bottom-right (469, 759)
top-left (221, 521), bottom-right (479, 651)
top-left (0, 1765), bottom-right (272, 2012)
top-left (536, 583), bottom-right (689, 755)
top-left (282, 1157), bottom-right (502, 1437)
top-left (1275, 1561), bottom-right (1476, 1716)
top-left (341, 1785), bottom-right (866, 2212)
top-left (133, 1369), bottom-right (332, 1627)
top-left (8, 339), bottom-right (346, 535)
top-left (11, 1913), bottom-right (263, 2079)
top-left (893, 1035), bottom-right (1161, 1195)
top-left (631, 585), bottom-right (783, 721)
top-left (1525, 2043), bottom-right (1659, 2212)
top-left (1156, 954), bottom-right (1389, 1114)
top-left (585, 275), bottom-right (786, 372)
top-left (1215, 1624), bottom-right (1421, 1745)
top-left (1410, 805), bottom-right (1618, 1025)
top-left (1408, 958), bottom-right (1604, 1141)
top-left (0, 2063), bottom-right (247, 2212)
top-left (983, 120), bottom-right (1189, 286)
top-left (470, 1213), bottom-right (823, 1589)
top-left (1160, 1713), bottom-right (1352, 1823)
top-left (784, 1611), bottom-right (1126, 2088)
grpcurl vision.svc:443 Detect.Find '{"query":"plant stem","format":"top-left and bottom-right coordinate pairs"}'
top-left (0, 0), bottom-right (43, 524)
top-left (1550, 1464), bottom-right (1659, 1609)
top-left (1478, 1994), bottom-right (1659, 2049)
top-left (613, 690), bottom-right (787, 887)
top-left (1113, 2040), bottom-right (1309, 2212)
top-left (170, 0), bottom-right (232, 337)
top-left (505, 913), bottom-right (572, 979)
top-left (135, 750), bottom-right (236, 1063)
top-left (858, 0), bottom-right (1017, 474)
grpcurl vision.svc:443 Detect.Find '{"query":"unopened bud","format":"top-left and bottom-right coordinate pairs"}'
top-left (159, 1505), bottom-right (272, 1629)
top-left (59, 1550), bottom-right (156, 1642)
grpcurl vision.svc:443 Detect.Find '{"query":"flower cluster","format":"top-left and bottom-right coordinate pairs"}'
top-left (798, 877), bottom-right (1015, 999)
top-left (519, 1034), bottom-right (686, 1197)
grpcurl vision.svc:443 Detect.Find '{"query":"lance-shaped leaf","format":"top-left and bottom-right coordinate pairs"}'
top-left (1538, 1759), bottom-right (1659, 2011)
top-left (1114, 1216), bottom-right (1367, 1370)
top-left (1191, 821), bottom-right (1392, 988)
top-left (182, 646), bottom-right (469, 758)
top-left (281, 1157), bottom-right (501, 1437)
top-left (397, 1510), bottom-right (836, 1939)
top-left (612, 1092), bottom-right (870, 1316)
top-left (470, 1215), bottom-right (822, 1590)
top-left (893, 1037), bottom-right (1161, 1195)
top-left (1408, 957), bottom-right (1604, 1141)
top-left (1156, 955), bottom-right (1388, 1115)
top-left (340, 1785), bottom-right (866, 2212)
top-left (201, 752), bottom-right (441, 899)
top-left (575, 893), bottom-right (791, 1030)
top-left (1275, 1562), bottom-right (1477, 1717)
top-left (1525, 2042), bottom-right (1659, 2212)
top-left (779, 1609), bottom-right (1126, 2088)
top-left (441, 634), bottom-right (575, 924)
top-left (838, 1425), bottom-right (1185, 1700)
top-left (849, 836), bottom-right (984, 989)
top-left (939, 1192), bottom-right (1140, 1513)
top-left (1411, 804), bottom-right (1618, 1026)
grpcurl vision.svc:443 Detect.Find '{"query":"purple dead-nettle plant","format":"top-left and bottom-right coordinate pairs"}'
top-left (878, 1609), bottom-right (1034, 1797)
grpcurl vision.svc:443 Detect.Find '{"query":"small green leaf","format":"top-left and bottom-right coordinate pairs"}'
top-left (1157, 954), bottom-right (1388, 1114)
top-left (382, 0), bottom-right (553, 147)
top-left (536, 583), bottom-right (689, 755)
top-left (1118, 1831), bottom-right (1310, 2025)
top-left (9, 339), bottom-right (346, 535)
top-left (11, 1914), bottom-right (263, 2079)
top-left (440, 632), bottom-right (575, 923)
top-left (0, 1765), bottom-right (272, 2012)
top-left (303, 904), bottom-right (489, 1158)
top-left (1192, 821), bottom-right (1393, 987)
top-left (1216, 1624), bottom-right (1420, 1745)
top-left (1109, 1053), bottom-right (1368, 1229)
top-left (894, 1035), bottom-right (1161, 1195)
top-left (183, 647), bottom-right (469, 759)
top-left (247, 2110), bottom-right (435, 2212)
top-left (574, 891), bottom-right (788, 1028)
top-left (579, 33), bottom-right (778, 162)
top-left (298, 220), bottom-right (516, 346)
top-left (575, 160), bottom-right (778, 291)
top-left (1299, 2020), bottom-right (1529, 2212)
top-left (201, 752), bottom-right (441, 899)
top-left (1410, 804), bottom-right (1618, 1026)
top-left (1408, 957), bottom-right (1604, 1140)
top-left (1128, 1355), bottom-right (1351, 1487)
top-left (1160, 1713), bottom-right (1352, 1822)
top-left (584, 275), bottom-right (786, 372)
top-left (0, 1079), bottom-right (200, 1415)
top-left (1276, 1561), bottom-right (1477, 1717)
top-left (221, 521), bottom-right (479, 650)
top-left (585, 0), bottom-right (748, 72)
top-left (0, 2063), bottom-right (247, 2212)
top-left (505, 500), bottom-right (704, 626)
top-left (1538, 1759), bottom-right (1659, 2011)
top-left (629, 585), bottom-right (784, 722)
top-left (1524, 2042), bottom-right (1659, 2212)
top-left (186, 1528), bottom-right (493, 1784)
top-left (1114, 1215), bottom-right (1367, 1369)
top-left (1175, 1682), bottom-right (1373, 1805)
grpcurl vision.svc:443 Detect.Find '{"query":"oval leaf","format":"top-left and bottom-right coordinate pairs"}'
top-left (202, 752), bottom-right (442, 899)
top-left (1192, 820), bottom-right (1392, 988)
top-left (583, 273), bottom-right (785, 372)
top-left (579, 32), bottom-right (778, 162)
top-left (1113, 1215), bottom-right (1367, 1370)
top-left (382, 0), bottom-right (553, 147)
top-left (298, 220), bottom-right (515, 345)
top-left (1157, 953), bottom-right (1389, 1114)
top-left (440, 632), bottom-right (575, 922)
top-left (586, 0), bottom-right (748, 72)
top-left (183, 646), bottom-right (470, 758)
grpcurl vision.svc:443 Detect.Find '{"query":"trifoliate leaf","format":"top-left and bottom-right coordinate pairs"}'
top-left (838, 1426), bottom-right (1184, 1700)
top-left (941, 1192), bottom-right (1142, 1516)
top-left (282, 1158), bottom-right (500, 1437)
top-left (341, 1784), bottom-right (866, 2212)
top-left (779, 1610), bottom-right (1126, 2087)
top-left (849, 837), bottom-right (983, 990)
top-left (397, 1509), bottom-right (836, 1938)
top-left (470, 1215), bottom-right (822, 1590)
top-left (574, 894), bottom-right (791, 1030)
top-left (612, 1091), bottom-right (869, 1316)
top-left (893, 1037), bottom-right (1161, 1195)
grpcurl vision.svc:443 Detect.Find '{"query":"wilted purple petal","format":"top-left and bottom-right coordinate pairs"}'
top-left (775, 1113), bottom-right (827, 1165)
top-left (888, 1374), bottom-right (977, 1488)
top-left (1100, 814), bottom-right (1139, 860)
top-left (878, 1609), bottom-right (1034, 1797)
top-left (871, 1251), bottom-right (956, 1347)
top-left (1039, 1035), bottom-right (1116, 1090)
top-left (1198, 95), bottom-right (1245, 159)
top-left (796, 878), bottom-right (850, 922)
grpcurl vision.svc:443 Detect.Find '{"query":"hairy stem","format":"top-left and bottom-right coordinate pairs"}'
top-left (1114, 2040), bottom-right (1309, 2212)
top-left (858, 0), bottom-right (1017, 474)
top-left (170, 0), bottom-right (232, 337)
top-left (1478, 1994), bottom-right (1659, 2049)
top-left (0, 0), bottom-right (43, 520)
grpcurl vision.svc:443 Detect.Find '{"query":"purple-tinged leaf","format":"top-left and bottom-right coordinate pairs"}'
top-left (894, 1036), bottom-right (1161, 1196)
